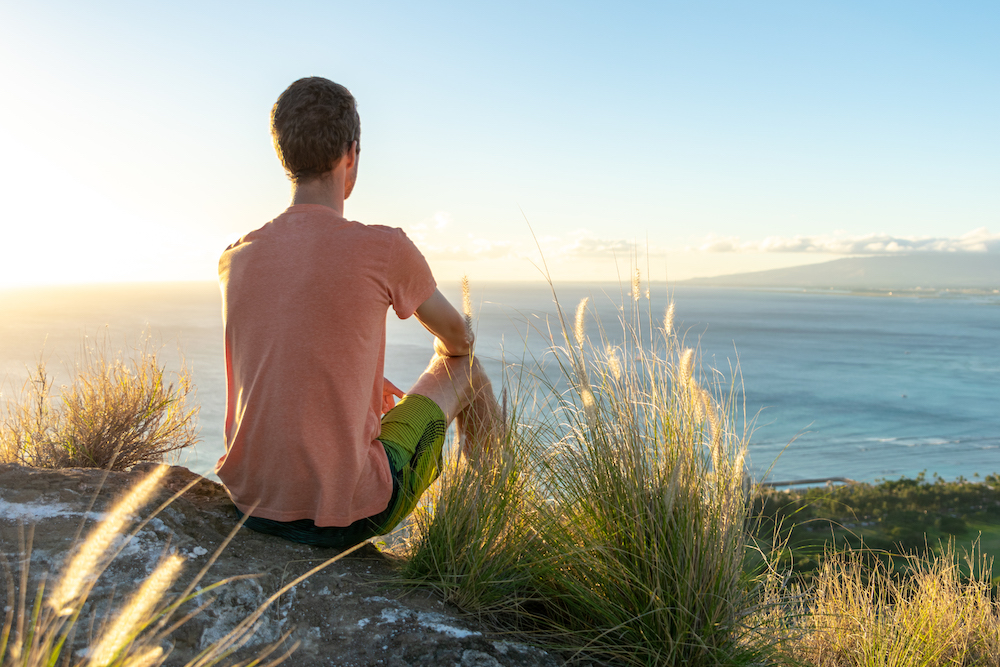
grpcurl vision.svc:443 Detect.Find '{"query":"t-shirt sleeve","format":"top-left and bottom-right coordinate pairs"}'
top-left (387, 229), bottom-right (436, 319)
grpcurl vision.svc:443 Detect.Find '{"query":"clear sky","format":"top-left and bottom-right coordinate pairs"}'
top-left (1, 1), bottom-right (997, 287)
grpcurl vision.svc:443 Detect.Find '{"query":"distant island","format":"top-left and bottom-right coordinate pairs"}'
top-left (680, 253), bottom-right (1000, 292)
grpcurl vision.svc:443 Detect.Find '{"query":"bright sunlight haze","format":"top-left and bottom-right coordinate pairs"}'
top-left (1, 2), bottom-right (997, 287)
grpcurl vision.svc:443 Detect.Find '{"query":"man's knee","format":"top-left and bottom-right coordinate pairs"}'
top-left (408, 354), bottom-right (477, 422)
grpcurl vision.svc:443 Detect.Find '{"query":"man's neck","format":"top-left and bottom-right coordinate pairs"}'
top-left (290, 172), bottom-right (347, 217)
top-left (287, 145), bottom-right (357, 217)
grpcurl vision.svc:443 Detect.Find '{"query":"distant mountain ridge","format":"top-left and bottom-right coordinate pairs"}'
top-left (681, 253), bottom-right (1000, 290)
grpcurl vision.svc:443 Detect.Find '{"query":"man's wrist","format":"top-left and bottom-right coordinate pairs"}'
top-left (434, 337), bottom-right (471, 357)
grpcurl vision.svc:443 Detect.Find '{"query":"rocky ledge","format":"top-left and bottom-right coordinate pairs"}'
top-left (0, 464), bottom-right (564, 667)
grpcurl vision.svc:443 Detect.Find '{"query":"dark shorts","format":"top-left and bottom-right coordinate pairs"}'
top-left (238, 394), bottom-right (447, 549)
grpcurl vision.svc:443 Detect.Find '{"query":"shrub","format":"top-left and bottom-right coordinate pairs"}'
top-left (753, 473), bottom-right (1000, 578)
top-left (0, 335), bottom-right (198, 470)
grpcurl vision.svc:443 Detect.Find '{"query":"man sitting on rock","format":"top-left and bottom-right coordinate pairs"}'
top-left (216, 76), bottom-right (502, 548)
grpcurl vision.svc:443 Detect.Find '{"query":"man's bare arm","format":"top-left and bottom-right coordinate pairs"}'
top-left (414, 289), bottom-right (473, 357)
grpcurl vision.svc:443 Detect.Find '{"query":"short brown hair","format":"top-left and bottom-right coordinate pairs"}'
top-left (270, 77), bottom-right (361, 183)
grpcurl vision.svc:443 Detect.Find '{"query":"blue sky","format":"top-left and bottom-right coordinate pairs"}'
top-left (0, 1), bottom-right (997, 285)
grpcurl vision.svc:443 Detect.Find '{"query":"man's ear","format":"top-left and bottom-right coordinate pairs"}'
top-left (343, 140), bottom-right (360, 200)
top-left (344, 141), bottom-right (358, 169)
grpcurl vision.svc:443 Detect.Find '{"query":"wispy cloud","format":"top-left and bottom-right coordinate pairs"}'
top-left (691, 228), bottom-right (999, 254)
top-left (412, 224), bottom-right (650, 263)
top-left (420, 239), bottom-right (518, 261)
top-left (554, 235), bottom-right (643, 259)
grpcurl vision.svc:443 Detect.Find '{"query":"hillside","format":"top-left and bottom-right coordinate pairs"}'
top-left (682, 253), bottom-right (999, 290)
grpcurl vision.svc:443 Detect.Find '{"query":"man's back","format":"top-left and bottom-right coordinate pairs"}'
top-left (217, 204), bottom-right (435, 526)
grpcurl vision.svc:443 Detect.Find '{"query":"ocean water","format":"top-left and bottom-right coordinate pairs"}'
top-left (1, 281), bottom-right (998, 484)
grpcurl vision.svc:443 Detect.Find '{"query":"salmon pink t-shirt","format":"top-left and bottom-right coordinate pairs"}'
top-left (216, 204), bottom-right (436, 526)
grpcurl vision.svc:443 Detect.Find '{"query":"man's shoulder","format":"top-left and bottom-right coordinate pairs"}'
top-left (352, 223), bottom-right (422, 252)
top-left (359, 223), bottom-right (410, 242)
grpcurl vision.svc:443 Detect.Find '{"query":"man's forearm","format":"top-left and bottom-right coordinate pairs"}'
top-left (416, 289), bottom-right (474, 357)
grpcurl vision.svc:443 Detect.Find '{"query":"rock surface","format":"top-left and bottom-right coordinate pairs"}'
top-left (0, 464), bottom-right (565, 667)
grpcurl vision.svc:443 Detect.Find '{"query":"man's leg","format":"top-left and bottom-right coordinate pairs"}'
top-left (361, 355), bottom-right (501, 538)
top-left (407, 354), bottom-right (503, 459)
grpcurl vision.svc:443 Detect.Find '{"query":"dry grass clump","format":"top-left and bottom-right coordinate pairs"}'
top-left (772, 542), bottom-right (1000, 666)
top-left (403, 276), bottom-right (769, 666)
top-left (0, 336), bottom-right (197, 470)
top-left (530, 293), bottom-right (759, 666)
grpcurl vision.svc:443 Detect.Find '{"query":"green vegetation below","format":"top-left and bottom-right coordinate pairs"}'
top-left (753, 472), bottom-right (1000, 582)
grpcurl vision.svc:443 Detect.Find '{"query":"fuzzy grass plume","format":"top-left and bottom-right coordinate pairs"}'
top-left (87, 554), bottom-right (185, 667)
top-left (1, 466), bottom-right (197, 666)
top-left (663, 300), bottom-right (675, 337)
top-left (461, 275), bottom-right (473, 339)
top-left (49, 465), bottom-right (169, 616)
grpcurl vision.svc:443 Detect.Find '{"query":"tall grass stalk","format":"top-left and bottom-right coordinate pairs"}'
top-left (0, 335), bottom-right (198, 470)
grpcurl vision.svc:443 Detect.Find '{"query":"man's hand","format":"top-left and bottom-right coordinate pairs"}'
top-left (382, 378), bottom-right (404, 414)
